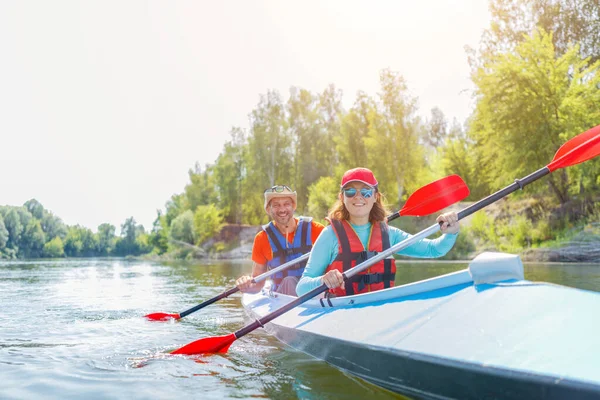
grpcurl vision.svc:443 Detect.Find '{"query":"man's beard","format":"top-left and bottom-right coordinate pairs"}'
top-left (273, 212), bottom-right (293, 226)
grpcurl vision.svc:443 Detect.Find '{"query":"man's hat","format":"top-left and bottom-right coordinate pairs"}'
top-left (264, 185), bottom-right (297, 211)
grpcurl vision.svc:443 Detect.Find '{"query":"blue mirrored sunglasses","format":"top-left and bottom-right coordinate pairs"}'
top-left (342, 187), bottom-right (374, 198)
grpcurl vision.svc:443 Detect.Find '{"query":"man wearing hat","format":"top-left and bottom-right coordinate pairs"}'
top-left (235, 185), bottom-right (325, 296)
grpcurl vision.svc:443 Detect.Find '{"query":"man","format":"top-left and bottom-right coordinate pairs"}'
top-left (235, 185), bottom-right (325, 296)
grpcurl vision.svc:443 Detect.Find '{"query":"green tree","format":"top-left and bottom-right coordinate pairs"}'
top-left (335, 92), bottom-right (372, 169)
top-left (184, 163), bottom-right (218, 212)
top-left (0, 207), bottom-right (24, 254)
top-left (481, 0), bottom-right (600, 63)
top-left (213, 128), bottom-right (247, 223)
top-left (114, 217), bottom-right (143, 256)
top-left (0, 214), bottom-right (8, 252)
top-left (40, 212), bottom-right (67, 241)
top-left (24, 199), bottom-right (44, 220)
top-left (424, 107), bottom-right (447, 149)
top-left (169, 210), bottom-right (196, 245)
top-left (149, 211), bottom-right (169, 254)
top-left (366, 69), bottom-right (426, 205)
top-left (307, 176), bottom-right (339, 224)
top-left (165, 193), bottom-right (186, 226)
top-left (96, 223), bottom-right (116, 256)
top-left (470, 29), bottom-right (600, 203)
top-left (43, 237), bottom-right (65, 258)
top-left (20, 219), bottom-right (46, 258)
top-left (193, 204), bottom-right (224, 244)
top-left (64, 225), bottom-right (97, 257)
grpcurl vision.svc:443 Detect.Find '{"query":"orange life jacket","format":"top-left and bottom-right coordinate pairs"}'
top-left (325, 219), bottom-right (396, 297)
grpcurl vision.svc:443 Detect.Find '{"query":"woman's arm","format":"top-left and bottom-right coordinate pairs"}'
top-left (391, 227), bottom-right (458, 258)
top-left (296, 226), bottom-right (339, 296)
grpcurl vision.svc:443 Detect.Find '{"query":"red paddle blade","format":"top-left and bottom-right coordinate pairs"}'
top-left (548, 125), bottom-right (600, 172)
top-left (145, 312), bottom-right (181, 321)
top-left (171, 333), bottom-right (236, 355)
top-left (400, 175), bottom-right (469, 217)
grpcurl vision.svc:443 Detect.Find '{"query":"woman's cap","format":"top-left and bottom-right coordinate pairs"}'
top-left (340, 167), bottom-right (378, 188)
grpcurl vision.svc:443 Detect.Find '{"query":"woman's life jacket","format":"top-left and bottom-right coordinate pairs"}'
top-left (263, 216), bottom-right (313, 291)
top-left (325, 218), bottom-right (396, 297)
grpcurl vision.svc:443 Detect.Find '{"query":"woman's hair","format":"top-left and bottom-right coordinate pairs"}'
top-left (328, 189), bottom-right (389, 223)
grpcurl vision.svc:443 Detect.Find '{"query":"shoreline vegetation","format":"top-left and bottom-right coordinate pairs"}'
top-left (2, 2), bottom-right (600, 263)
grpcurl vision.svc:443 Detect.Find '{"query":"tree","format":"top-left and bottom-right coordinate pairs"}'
top-left (165, 193), bottom-right (186, 226)
top-left (20, 219), bottom-right (46, 258)
top-left (213, 128), bottom-right (247, 223)
top-left (169, 210), bottom-right (196, 245)
top-left (96, 223), bottom-right (116, 256)
top-left (480, 0), bottom-right (600, 64)
top-left (149, 211), bottom-right (169, 254)
top-left (184, 163), bottom-right (218, 212)
top-left (193, 204), bottom-right (224, 244)
top-left (307, 176), bottom-right (339, 224)
top-left (44, 237), bottom-right (65, 258)
top-left (63, 225), bottom-right (97, 257)
top-left (0, 207), bottom-right (24, 254)
top-left (469, 29), bottom-right (600, 203)
top-left (0, 214), bottom-right (8, 251)
top-left (114, 217), bottom-right (143, 256)
top-left (24, 199), bottom-right (44, 220)
top-left (424, 107), bottom-right (448, 149)
top-left (40, 212), bottom-right (67, 241)
top-left (365, 69), bottom-right (426, 205)
top-left (246, 90), bottom-right (292, 193)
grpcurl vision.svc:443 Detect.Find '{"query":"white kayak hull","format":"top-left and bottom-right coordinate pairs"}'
top-left (242, 252), bottom-right (600, 399)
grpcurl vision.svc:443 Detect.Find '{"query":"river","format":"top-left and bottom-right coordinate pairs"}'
top-left (1, 258), bottom-right (599, 399)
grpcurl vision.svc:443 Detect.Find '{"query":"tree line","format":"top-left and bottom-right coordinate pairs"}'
top-left (3, 0), bottom-right (600, 259)
top-left (0, 200), bottom-right (151, 259)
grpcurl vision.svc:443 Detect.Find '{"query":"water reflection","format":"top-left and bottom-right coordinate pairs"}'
top-left (0, 258), bottom-right (598, 400)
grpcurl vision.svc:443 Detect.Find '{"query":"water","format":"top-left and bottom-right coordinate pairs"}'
top-left (1, 258), bottom-right (599, 400)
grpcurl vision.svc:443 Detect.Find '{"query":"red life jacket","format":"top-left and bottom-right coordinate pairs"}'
top-left (325, 218), bottom-right (396, 297)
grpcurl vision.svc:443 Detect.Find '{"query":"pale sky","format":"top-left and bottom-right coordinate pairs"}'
top-left (0, 0), bottom-right (490, 232)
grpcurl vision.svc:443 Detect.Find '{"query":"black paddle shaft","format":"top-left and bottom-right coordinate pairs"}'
top-left (179, 286), bottom-right (240, 318)
top-left (457, 167), bottom-right (549, 220)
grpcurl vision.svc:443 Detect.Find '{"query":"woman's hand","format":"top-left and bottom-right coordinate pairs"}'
top-left (235, 275), bottom-right (255, 293)
top-left (437, 211), bottom-right (460, 234)
top-left (321, 270), bottom-right (344, 289)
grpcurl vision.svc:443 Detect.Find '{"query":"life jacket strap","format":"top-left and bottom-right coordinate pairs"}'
top-left (350, 272), bottom-right (396, 292)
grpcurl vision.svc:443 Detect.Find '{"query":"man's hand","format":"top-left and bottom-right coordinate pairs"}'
top-left (235, 275), bottom-right (255, 293)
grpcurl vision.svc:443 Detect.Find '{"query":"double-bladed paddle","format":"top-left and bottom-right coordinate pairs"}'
top-left (171, 123), bottom-right (600, 356)
top-left (145, 174), bottom-right (469, 322)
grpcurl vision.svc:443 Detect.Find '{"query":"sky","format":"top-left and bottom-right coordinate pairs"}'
top-left (0, 0), bottom-right (491, 232)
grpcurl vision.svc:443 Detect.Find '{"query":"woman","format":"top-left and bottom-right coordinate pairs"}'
top-left (296, 167), bottom-right (460, 297)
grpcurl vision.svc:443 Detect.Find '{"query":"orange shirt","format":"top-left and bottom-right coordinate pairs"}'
top-left (251, 218), bottom-right (325, 265)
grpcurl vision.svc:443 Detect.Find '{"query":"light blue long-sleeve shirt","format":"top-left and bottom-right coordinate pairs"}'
top-left (296, 222), bottom-right (458, 296)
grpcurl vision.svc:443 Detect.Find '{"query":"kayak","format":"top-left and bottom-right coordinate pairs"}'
top-left (241, 252), bottom-right (600, 399)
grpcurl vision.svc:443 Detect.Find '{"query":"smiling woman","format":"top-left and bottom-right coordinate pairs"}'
top-left (296, 167), bottom-right (460, 297)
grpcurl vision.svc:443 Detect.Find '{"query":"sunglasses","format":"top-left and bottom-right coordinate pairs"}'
top-left (264, 185), bottom-right (292, 194)
top-left (342, 187), bottom-right (374, 198)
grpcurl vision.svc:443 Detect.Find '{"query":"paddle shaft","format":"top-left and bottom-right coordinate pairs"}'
top-left (179, 286), bottom-right (240, 318)
top-left (234, 167), bottom-right (553, 340)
